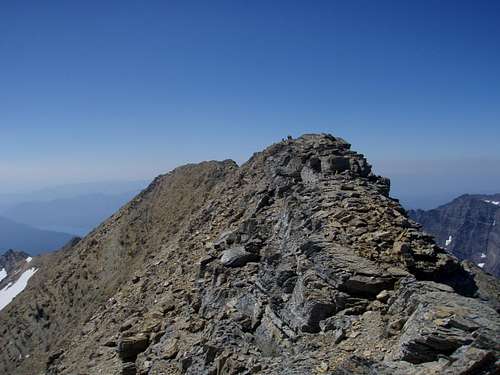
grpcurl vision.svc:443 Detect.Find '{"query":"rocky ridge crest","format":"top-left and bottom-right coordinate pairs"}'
top-left (0, 134), bottom-right (498, 375)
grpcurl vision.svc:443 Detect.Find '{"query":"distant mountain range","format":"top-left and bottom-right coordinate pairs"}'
top-left (0, 181), bottom-right (147, 255)
top-left (0, 216), bottom-right (75, 255)
top-left (2, 192), bottom-right (138, 236)
top-left (409, 194), bottom-right (500, 277)
top-left (0, 180), bottom-right (148, 212)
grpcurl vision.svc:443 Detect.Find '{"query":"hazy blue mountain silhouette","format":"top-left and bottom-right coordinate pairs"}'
top-left (0, 180), bottom-right (147, 211)
top-left (0, 216), bottom-right (74, 255)
top-left (2, 191), bottom-right (139, 236)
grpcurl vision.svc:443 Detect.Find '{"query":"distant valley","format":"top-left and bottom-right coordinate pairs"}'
top-left (2, 192), bottom-right (139, 236)
top-left (0, 180), bottom-right (147, 254)
top-left (0, 216), bottom-right (74, 255)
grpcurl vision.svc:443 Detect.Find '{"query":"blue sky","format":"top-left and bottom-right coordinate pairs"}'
top-left (1, 1), bottom-right (499, 208)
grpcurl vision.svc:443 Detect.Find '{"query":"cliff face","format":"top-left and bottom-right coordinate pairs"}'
top-left (409, 194), bottom-right (500, 277)
top-left (0, 134), bottom-right (498, 375)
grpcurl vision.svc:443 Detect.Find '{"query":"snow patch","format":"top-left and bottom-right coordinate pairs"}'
top-left (0, 268), bottom-right (38, 311)
top-left (478, 263), bottom-right (485, 268)
top-left (445, 235), bottom-right (452, 247)
top-left (26, 257), bottom-right (32, 263)
top-left (0, 268), bottom-right (6, 283)
top-left (483, 200), bottom-right (500, 206)
top-left (481, 253), bottom-right (486, 258)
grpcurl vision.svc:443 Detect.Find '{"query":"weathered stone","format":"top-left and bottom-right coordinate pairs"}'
top-left (320, 315), bottom-right (353, 344)
top-left (376, 290), bottom-right (390, 303)
top-left (342, 275), bottom-right (395, 297)
top-left (220, 246), bottom-right (260, 268)
top-left (323, 156), bottom-right (350, 173)
top-left (388, 279), bottom-right (500, 364)
top-left (121, 362), bottom-right (136, 375)
top-left (440, 345), bottom-right (497, 374)
top-left (161, 337), bottom-right (179, 360)
top-left (284, 272), bottom-right (337, 333)
top-left (118, 334), bottom-right (150, 361)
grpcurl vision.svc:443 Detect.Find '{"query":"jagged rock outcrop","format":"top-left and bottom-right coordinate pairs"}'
top-left (0, 249), bottom-right (30, 274)
top-left (0, 134), bottom-right (498, 375)
top-left (409, 194), bottom-right (500, 277)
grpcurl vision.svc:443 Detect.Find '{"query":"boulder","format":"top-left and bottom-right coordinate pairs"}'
top-left (220, 246), bottom-right (260, 268)
top-left (161, 337), bottom-right (179, 359)
top-left (387, 280), bottom-right (500, 364)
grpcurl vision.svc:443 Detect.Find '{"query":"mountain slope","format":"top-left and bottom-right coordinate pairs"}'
top-left (0, 134), bottom-right (498, 375)
top-left (409, 194), bottom-right (500, 277)
top-left (0, 216), bottom-right (75, 254)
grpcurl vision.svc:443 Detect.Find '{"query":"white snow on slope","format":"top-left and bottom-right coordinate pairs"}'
top-left (484, 200), bottom-right (500, 206)
top-left (26, 257), bottom-right (32, 263)
top-left (0, 268), bottom-right (6, 283)
top-left (445, 235), bottom-right (452, 247)
top-left (0, 268), bottom-right (37, 311)
top-left (478, 263), bottom-right (485, 268)
top-left (481, 253), bottom-right (486, 258)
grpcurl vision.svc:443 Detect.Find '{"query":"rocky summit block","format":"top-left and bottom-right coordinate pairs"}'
top-left (0, 133), bottom-right (498, 375)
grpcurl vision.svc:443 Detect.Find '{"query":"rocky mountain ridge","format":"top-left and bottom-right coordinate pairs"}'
top-left (0, 134), bottom-right (498, 375)
top-left (0, 249), bottom-right (38, 311)
top-left (409, 194), bottom-right (500, 277)
top-left (0, 249), bottom-right (31, 274)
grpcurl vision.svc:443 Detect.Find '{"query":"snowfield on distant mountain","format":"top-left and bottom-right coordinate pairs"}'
top-left (484, 200), bottom-right (500, 206)
top-left (0, 269), bottom-right (6, 283)
top-left (410, 193), bottom-right (500, 277)
top-left (0, 268), bottom-right (37, 311)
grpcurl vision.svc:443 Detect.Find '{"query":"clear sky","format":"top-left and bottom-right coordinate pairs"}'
top-left (1, 1), bottom-right (499, 208)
